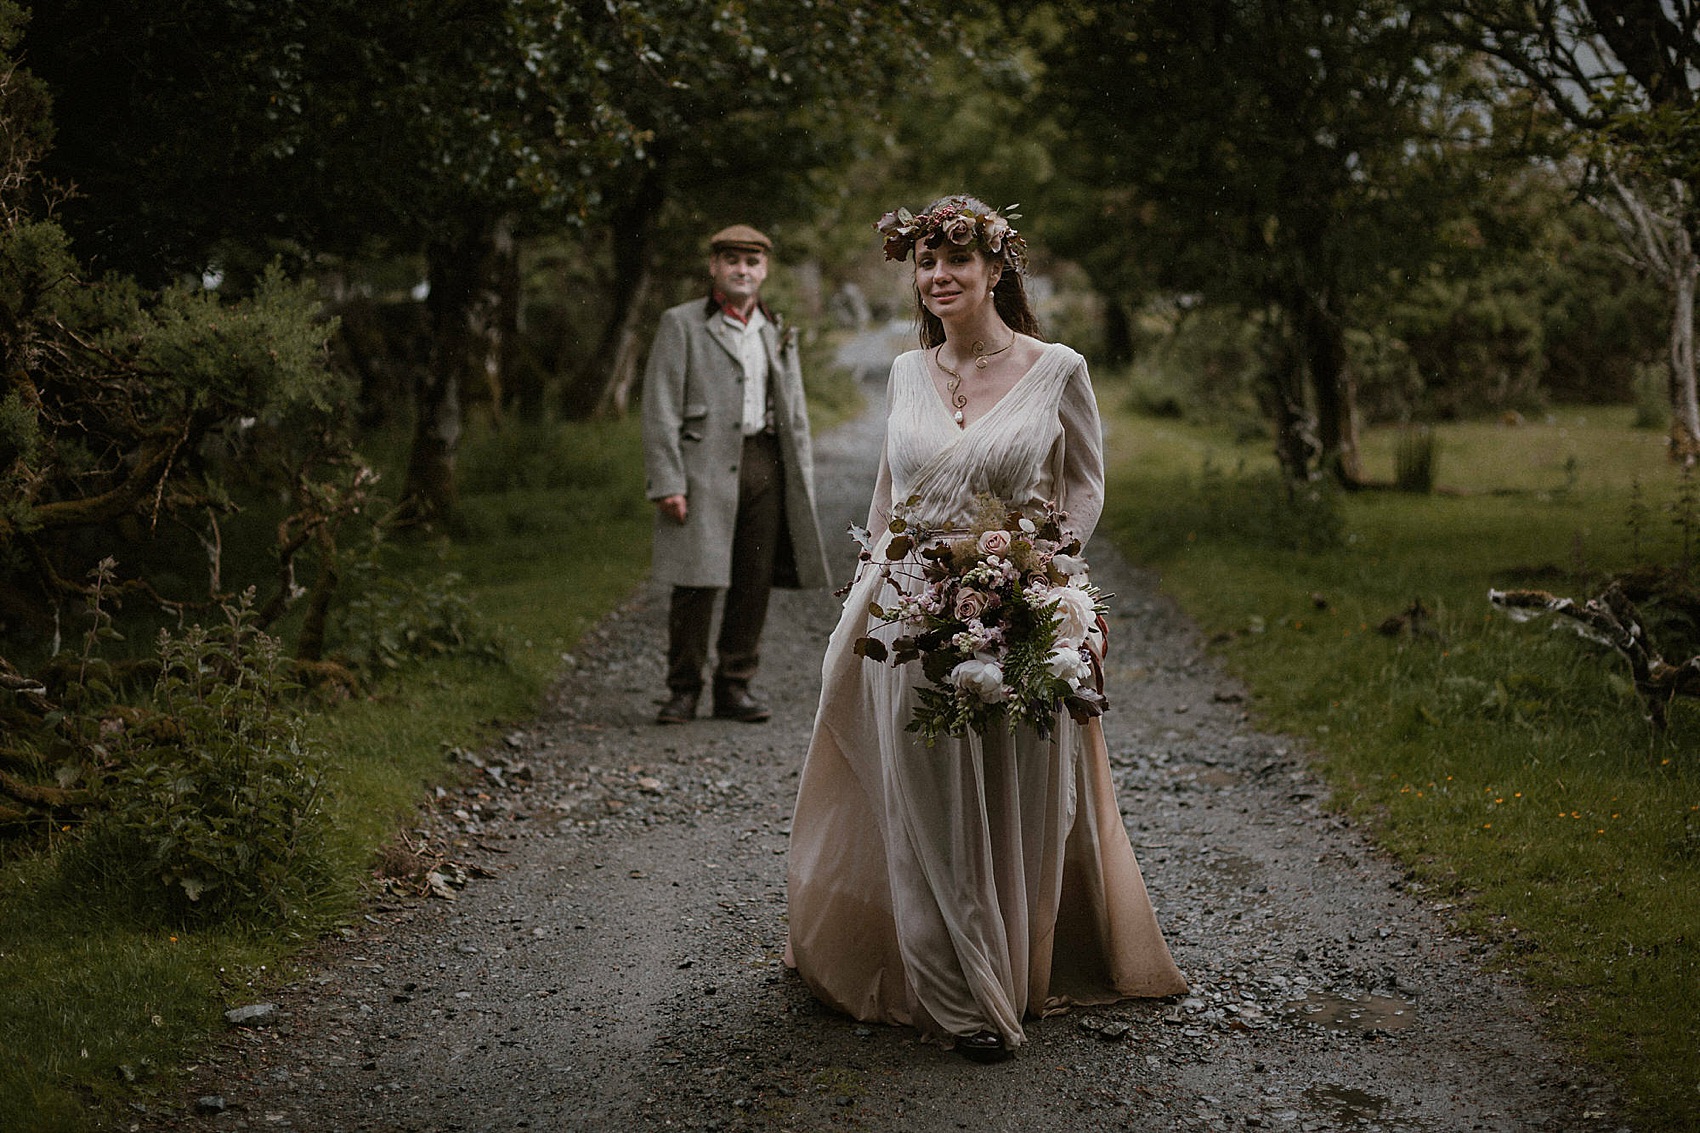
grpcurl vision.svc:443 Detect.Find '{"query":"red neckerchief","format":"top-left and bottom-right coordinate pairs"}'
top-left (712, 290), bottom-right (761, 325)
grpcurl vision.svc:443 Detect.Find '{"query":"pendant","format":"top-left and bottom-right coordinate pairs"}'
top-left (953, 410), bottom-right (965, 424)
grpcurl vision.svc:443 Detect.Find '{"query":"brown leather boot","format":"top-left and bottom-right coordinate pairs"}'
top-left (711, 685), bottom-right (771, 723)
top-left (655, 690), bottom-right (698, 725)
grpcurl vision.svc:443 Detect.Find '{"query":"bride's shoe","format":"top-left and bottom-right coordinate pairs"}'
top-left (955, 1031), bottom-right (1010, 1064)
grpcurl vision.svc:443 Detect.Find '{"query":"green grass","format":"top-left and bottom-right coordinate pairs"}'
top-left (0, 413), bottom-right (654, 1130)
top-left (1101, 400), bottom-right (1700, 1130)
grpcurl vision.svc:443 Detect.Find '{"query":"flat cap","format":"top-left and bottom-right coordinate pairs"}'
top-left (709, 224), bottom-right (772, 254)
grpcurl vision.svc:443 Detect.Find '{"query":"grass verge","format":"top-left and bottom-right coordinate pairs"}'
top-left (1100, 400), bottom-right (1699, 1130)
top-left (0, 414), bottom-right (653, 1130)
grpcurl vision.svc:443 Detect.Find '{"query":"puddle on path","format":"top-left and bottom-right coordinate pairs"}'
top-left (1203, 848), bottom-right (1261, 887)
top-left (1304, 1084), bottom-right (1391, 1124)
top-left (1282, 990), bottom-right (1415, 1033)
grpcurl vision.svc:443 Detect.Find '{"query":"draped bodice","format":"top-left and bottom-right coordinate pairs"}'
top-left (881, 342), bottom-right (1103, 543)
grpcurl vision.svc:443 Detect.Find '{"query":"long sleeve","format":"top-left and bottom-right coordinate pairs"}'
top-left (641, 309), bottom-right (690, 501)
top-left (865, 365), bottom-right (898, 534)
top-left (1056, 357), bottom-right (1105, 547)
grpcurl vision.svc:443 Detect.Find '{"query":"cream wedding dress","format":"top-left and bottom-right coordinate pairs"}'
top-left (786, 342), bottom-right (1187, 1050)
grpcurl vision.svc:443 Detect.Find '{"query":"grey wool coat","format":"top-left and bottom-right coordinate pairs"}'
top-left (640, 298), bottom-right (830, 591)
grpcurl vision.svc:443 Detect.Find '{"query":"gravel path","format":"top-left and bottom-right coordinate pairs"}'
top-left (139, 354), bottom-right (1624, 1132)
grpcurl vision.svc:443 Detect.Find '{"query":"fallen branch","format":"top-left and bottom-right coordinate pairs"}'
top-left (0, 768), bottom-right (90, 810)
top-left (1490, 583), bottom-right (1700, 730)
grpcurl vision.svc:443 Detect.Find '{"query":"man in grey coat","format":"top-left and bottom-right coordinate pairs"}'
top-left (641, 224), bottom-right (830, 725)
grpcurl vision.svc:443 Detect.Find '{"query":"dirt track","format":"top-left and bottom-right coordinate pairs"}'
top-left (140, 360), bottom-right (1626, 1132)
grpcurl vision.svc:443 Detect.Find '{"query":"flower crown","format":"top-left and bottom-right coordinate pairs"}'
top-left (876, 201), bottom-right (1027, 269)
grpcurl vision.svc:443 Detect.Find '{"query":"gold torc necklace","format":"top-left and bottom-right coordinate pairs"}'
top-left (935, 334), bottom-right (1015, 424)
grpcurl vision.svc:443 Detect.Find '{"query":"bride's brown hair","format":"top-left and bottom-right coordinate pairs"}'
top-left (911, 194), bottom-right (1043, 349)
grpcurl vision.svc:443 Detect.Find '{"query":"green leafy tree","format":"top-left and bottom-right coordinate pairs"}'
top-left (566, 1), bottom-right (972, 419)
top-left (1031, 0), bottom-right (1480, 483)
top-left (26, 0), bottom-right (638, 524)
top-left (1433, 0), bottom-right (1700, 459)
top-left (26, 1), bottom-right (973, 522)
top-left (0, 3), bottom-right (361, 832)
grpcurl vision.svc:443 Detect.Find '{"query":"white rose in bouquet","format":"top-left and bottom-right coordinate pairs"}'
top-left (1050, 553), bottom-right (1088, 577)
top-left (1045, 646), bottom-right (1093, 689)
top-left (948, 655), bottom-right (1006, 703)
top-left (1049, 584), bottom-right (1099, 649)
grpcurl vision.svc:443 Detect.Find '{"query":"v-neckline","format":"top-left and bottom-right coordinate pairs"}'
top-left (924, 341), bottom-right (1058, 432)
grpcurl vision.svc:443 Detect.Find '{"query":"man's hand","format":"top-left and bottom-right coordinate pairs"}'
top-left (656, 494), bottom-right (688, 524)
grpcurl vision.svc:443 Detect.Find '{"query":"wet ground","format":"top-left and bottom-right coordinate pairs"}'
top-left (132, 355), bottom-right (1626, 1132)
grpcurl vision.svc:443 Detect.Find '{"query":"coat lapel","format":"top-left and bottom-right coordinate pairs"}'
top-left (704, 310), bottom-right (743, 364)
top-left (760, 321), bottom-right (787, 409)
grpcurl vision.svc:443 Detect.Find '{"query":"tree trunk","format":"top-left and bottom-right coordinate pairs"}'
top-left (294, 523), bottom-right (339, 663)
top-left (501, 232), bottom-right (544, 421)
top-left (1595, 176), bottom-right (1700, 465)
top-left (595, 261), bottom-right (655, 419)
top-left (1101, 294), bottom-right (1135, 368)
top-left (478, 214), bottom-right (518, 426)
top-left (1258, 315), bottom-right (1316, 481)
top-left (400, 219), bottom-right (503, 527)
top-left (1305, 291), bottom-right (1364, 486)
top-left (1667, 226), bottom-right (1700, 464)
top-left (572, 162), bottom-right (668, 420)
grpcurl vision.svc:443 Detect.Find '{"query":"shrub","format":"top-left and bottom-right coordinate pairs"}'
top-left (331, 548), bottom-right (507, 674)
top-left (1394, 425), bottom-right (1438, 493)
top-left (65, 592), bottom-right (336, 927)
top-left (1632, 363), bottom-right (1668, 431)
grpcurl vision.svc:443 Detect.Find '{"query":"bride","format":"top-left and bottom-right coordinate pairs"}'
top-left (785, 196), bottom-right (1187, 1062)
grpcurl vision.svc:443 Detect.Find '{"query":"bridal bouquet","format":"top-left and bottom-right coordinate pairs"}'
top-left (850, 495), bottom-right (1110, 743)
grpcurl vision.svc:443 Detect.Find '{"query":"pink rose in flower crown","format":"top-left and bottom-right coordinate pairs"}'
top-left (953, 589), bottom-right (990, 622)
top-left (977, 529), bottom-right (1012, 557)
top-left (982, 215), bottom-right (1011, 254)
top-left (942, 213), bottom-right (976, 245)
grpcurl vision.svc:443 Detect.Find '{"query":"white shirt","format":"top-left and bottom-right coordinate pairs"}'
top-left (721, 305), bottom-right (770, 436)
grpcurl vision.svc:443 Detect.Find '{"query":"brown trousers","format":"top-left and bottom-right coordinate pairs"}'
top-left (667, 432), bottom-right (783, 697)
